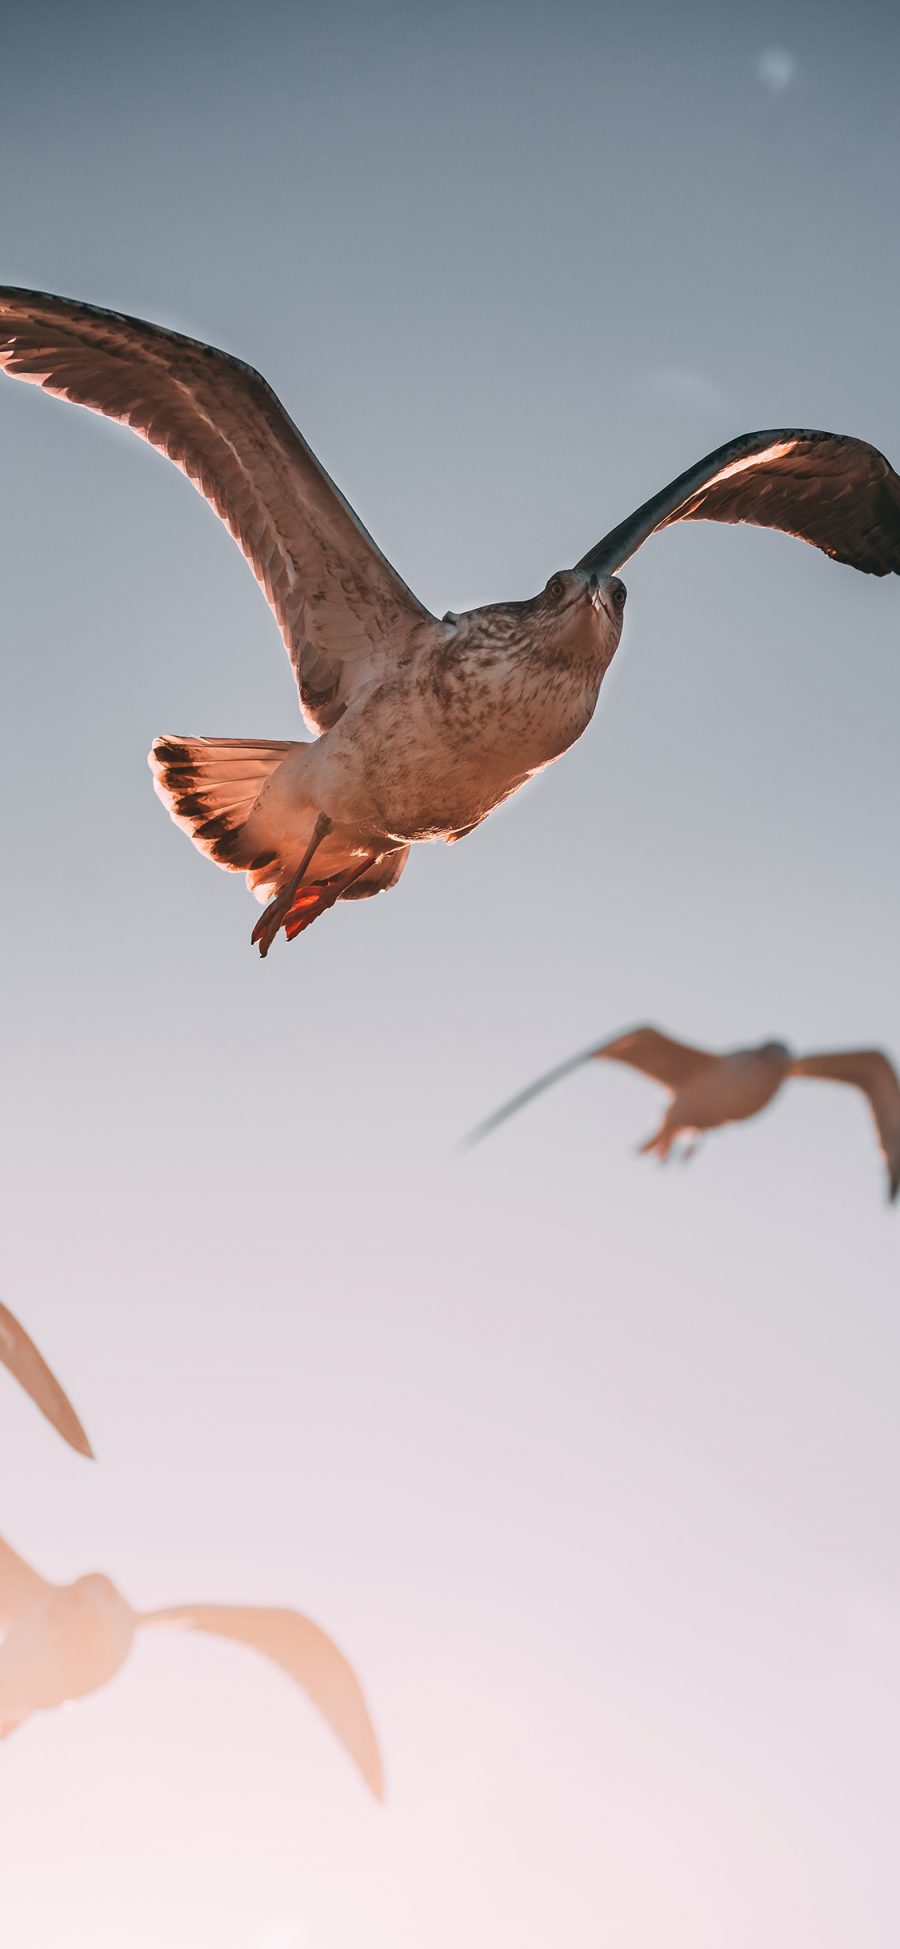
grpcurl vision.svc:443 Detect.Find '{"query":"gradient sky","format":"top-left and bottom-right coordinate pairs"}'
top-left (1, 1), bottom-right (900, 1944)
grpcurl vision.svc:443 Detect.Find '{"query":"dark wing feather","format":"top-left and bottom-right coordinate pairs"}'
top-left (789, 1049), bottom-right (900, 1201)
top-left (0, 287), bottom-right (431, 731)
top-left (577, 429), bottom-right (900, 577)
top-left (462, 1025), bottom-right (712, 1147)
top-left (140, 1603), bottom-right (383, 1798)
top-left (0, 1300), bottom-right (93, 1458)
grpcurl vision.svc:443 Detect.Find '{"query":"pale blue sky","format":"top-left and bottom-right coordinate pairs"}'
top-left (1, 3), bottom-right (899, 1945)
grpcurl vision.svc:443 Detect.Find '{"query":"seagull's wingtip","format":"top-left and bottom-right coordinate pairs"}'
top-left (58, 1405), bottom-right (95, 1459)
top-left (350, 1723), bottom-right (385, 1802)
top-left (60, 1417), bottom-right (95, 1459)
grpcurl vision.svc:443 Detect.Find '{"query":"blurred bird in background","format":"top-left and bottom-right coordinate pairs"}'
top-left (466, 1027), bottom-right (900, 1200)
top-left (0, 1532), bottom-right (383, 1798)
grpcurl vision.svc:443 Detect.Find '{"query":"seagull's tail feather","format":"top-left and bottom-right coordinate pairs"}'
top-left (149, 734), bottom-right (296, 875)
top-left (150, 733), bottom-right (411, 932)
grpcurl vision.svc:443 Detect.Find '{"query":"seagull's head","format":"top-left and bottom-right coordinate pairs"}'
top-left (57, 1574), bottom-right (135, 1699)
top-left (443, 568), bottom-right (625, 671)
top-left (756, 1040), bottom-right (792, 1067)
top-left (72, 1572), bottom-right (121, 1613)
top-left (534, 568), bottom-right (626, 663)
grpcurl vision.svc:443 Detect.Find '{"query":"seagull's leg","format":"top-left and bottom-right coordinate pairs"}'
top-left (282, 851), bottom-right (380, 943)
top-left (251, 812), bottom-right (333, 957)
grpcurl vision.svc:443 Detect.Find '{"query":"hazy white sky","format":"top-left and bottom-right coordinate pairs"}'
top-left (1, 1), bottom-right (899, 1944)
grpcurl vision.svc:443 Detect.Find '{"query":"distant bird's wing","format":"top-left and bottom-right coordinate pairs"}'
top-left (0, 1535), bottom-right (51, 1638)
top-left (592, 1025), bottom-right (716, 1090)
top-left (463, 1024), bottom-right (712, 1147)
top-left (0, 1300), bottom-right (93, 1458)
top-left (577, 429), bottom-right (900, 578)
top-left (789, 1049), bottom-right (900, 1200)
top-left (0, 287), bottom-right (432, 732)
top-left (462, 1041), bottom-right (610, 1147)
top-left (140, 1603), bottom-right (383, 1797)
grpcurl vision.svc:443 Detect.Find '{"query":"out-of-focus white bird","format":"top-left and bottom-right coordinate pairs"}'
top-left (465, 1028), bottom-right (900, 1200)
top-left (0, 1534), bottom-right (383, 1798)
top-left (0, 1300), bottom-right (93, 1457)
top-left (1, 288), bottom-right (899, 953)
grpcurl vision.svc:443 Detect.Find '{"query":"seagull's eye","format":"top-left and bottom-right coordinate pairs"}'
top-left (546, 575), bottom-right (565, 601)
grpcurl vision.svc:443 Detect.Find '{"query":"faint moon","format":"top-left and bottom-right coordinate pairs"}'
top-left (757, 47), bottom-right (797, 94)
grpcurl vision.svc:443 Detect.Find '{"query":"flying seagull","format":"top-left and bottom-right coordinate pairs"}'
top-left (0, 1531), bottom-right (383, 1796)
top-left (464, 1027), bottom-right (900, 1200)
top-left (2, 289), bottom-right (898, 956)
top-left (0, 1298), bottom-right (93, 1457)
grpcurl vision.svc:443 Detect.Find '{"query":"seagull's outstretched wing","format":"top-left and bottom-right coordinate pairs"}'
top-left (577, 429), bottom-right (900, 578)
top-left (595, 1026), bottom-right (715, 1090)
top-left (0, 287), bottom-right (431, 732)
top-left (463, 1024), bottom-right (712, 1148)
top-left (0, 1300), bottom-right (93, 1458)
top-left (140, 1603), bottom-right (383, 1798)
top-left (789, 1048), bottom-right (900, 1200)
top-left (0, 1535), bottom-right (50, 1638)
top-left (462, 1042), bottom-right (607, 1147)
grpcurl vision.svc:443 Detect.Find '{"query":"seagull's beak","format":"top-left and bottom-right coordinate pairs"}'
top-left (587, 573), bottom-right (625, 622)
top-left (587, 573), bottom-right (610, 620)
